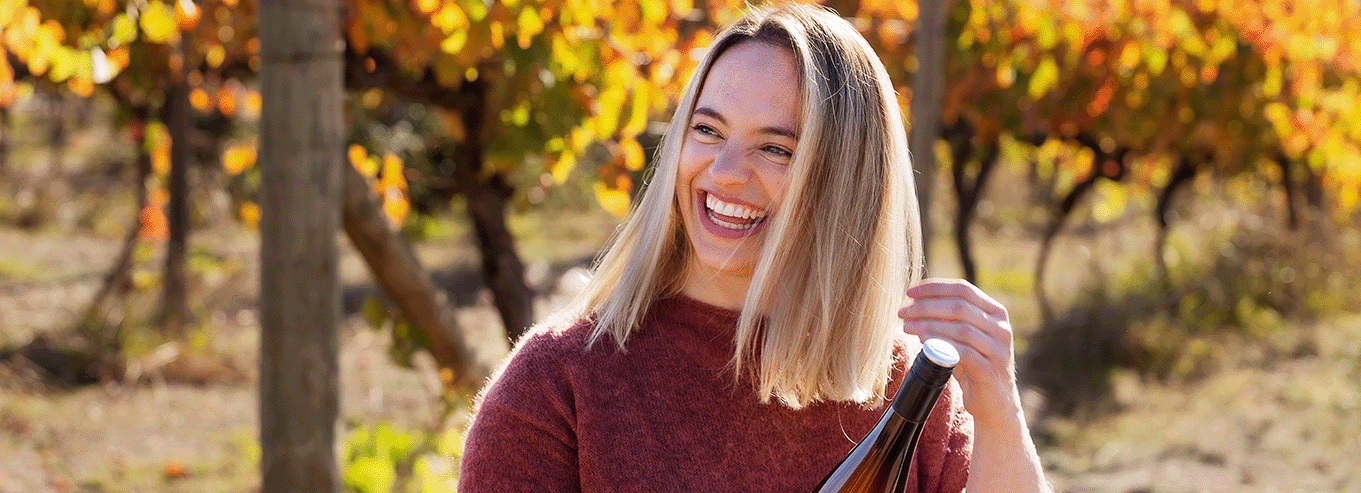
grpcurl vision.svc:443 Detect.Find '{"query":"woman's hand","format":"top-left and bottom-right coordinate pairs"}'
top-left (899, 278), bottom-right (1021, 426)
top-left (899, 278), bottom-right (1051, 493)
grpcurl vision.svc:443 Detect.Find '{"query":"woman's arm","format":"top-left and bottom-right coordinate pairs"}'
top-left (899, 279), bottom-right (1052, 493)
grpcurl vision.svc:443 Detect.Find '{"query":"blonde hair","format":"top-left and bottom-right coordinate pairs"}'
top-left (569, 3), bottom-right (923, 408)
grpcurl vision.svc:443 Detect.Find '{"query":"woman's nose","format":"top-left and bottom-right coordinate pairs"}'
top-left (707, 146), bottom-right (752, 187)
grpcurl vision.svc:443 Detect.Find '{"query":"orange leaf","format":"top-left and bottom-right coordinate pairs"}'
top-left (67, 78), bottom-right (94, 97)
top-left (216, 87), bottom-right (237, 117)
top-left (348, 144), bottom-right (369, 173)
top-left (163, 460), bottom-right (188, 479)
top-left (189, 87), bottom-right (212, 113)
top-left (174, 0), bottom-right (199, 30)
top-left (238, 201), bottom-right (260, 228)
top-left (140, 204), bottom-right (168, 241)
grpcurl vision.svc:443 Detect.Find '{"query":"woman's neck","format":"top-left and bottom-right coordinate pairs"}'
top-left (678, 262), bottom-right (752, 310)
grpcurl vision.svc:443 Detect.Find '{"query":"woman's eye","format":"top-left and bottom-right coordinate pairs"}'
top-left (692, 124), bottom-right (719, 137)
top-left (764, 145), bottom-right (793, 159)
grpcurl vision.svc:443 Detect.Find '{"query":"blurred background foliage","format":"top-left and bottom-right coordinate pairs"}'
top-left (1, 0), bottom-right (1359, 490)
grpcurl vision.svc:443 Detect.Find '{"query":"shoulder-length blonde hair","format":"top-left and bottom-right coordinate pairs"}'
top-left (569, 3), bottom-right (923, 408)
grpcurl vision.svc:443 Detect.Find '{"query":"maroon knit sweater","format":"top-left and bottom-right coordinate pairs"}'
top-left (459, 296), bottom-right (972, 492)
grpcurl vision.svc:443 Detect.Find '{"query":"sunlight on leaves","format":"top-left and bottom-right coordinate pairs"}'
top-left (140, 1), bottom-right (178, 44)
top-left (594, 182), bottom-right (630, 218)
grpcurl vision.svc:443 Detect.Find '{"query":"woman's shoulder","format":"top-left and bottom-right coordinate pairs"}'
top-left (481, 313), bottom-right (597, 387)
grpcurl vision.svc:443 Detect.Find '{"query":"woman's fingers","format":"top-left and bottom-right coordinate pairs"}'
top-left (905, 278), bottom-right (1008, 320)
top-left (899, 296), bottom-right (1010, 342)
top-left (900, 316), bottom-right (1008, 365)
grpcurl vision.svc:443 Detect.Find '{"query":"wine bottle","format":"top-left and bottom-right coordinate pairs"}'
top-left (812, 338), bottom-right (959, 493)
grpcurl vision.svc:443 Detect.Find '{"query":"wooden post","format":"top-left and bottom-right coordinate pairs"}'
top-left (911, 0), bottom-right (952, 271)
top-left (257, 0), bottom-right (344, 490)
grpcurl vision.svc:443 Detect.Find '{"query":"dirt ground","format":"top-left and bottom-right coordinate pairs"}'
top-left (1, 214), bottom-right (1358, 492)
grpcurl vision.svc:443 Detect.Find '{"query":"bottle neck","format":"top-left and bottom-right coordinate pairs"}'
top-left (890, 353), bottom-right (954, 423)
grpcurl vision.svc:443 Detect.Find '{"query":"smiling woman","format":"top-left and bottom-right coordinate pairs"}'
top-left (459, 3), bottom-right (1048, 493)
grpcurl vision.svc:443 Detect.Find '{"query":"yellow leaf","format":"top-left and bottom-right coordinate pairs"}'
top-left (245, 90), bottom-right (261, 117)
top-left (381, 153), bottom-right (406, 192)
top-left (1118, 42), bottom-right (1140, 73)
top-left (489, 21), bottom-right (504, 50)
top-left (461, 0), bottom-right (487, 21)
top-left (205, 44), bottom-right (225, 68)
top-left (222, 144), bottom-right (256, 176)
top-left (550, 151), bottom-right (575, 184)
top-left (414, 0), bottom-right (440, 16)
top-left (1028, 58), bottom-right (1058, 100)
top-left (0, 0), bottom-right (18, 25)
top-left (112, 14), bottom-right (137, 45)
top-left (618, 137), bottom-right (645, 171)
top-left (593, 182), bottom-right (630, 218)
top-left (516, 6), bottom-right (543, 49)
top-left (1091, 179), bottom-right (1126, 223)
top-left (140, 1), bottom-right (178, 44)
top-left (595, 86), bottom-right (626, 137)
top-left (432, 3), bottom-right (468, 33)
top-left (1262, 64), bottom-right (1282, 97)
top-left (622, 85), bottom-right (650, 136)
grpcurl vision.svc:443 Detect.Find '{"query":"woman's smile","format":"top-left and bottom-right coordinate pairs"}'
top-left (700, 191), bottom-right (769, 234)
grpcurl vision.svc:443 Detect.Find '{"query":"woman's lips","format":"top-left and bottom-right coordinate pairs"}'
top-left (698, 191), bottom-right (768, 237)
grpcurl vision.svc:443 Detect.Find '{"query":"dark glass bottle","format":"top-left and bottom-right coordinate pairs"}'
top-left (812, 338), bottom-right (959, 493)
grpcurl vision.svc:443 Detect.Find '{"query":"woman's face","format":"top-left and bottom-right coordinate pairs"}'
top-left (676, 41), bottom-right (802, 301)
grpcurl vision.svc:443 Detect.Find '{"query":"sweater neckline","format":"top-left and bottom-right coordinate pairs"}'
top-left (650, 294), bottom-right (742, 335)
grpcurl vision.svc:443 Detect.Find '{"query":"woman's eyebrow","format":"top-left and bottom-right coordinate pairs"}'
top-left (692, 106), bottom-right (727, 124)
top-left (760, 125), bottom-right (798, 140)
top-left (693, 106), bottom-right (798, 140)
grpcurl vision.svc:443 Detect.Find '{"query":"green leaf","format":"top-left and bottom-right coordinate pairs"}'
top-left (361, 297), bottom-right (389, 330)
top-left (344, 456), bottom-right (396, 493)
top-left (374, 423), bottom-right (415, 463)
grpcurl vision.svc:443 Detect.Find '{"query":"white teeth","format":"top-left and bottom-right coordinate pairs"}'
top-left (705, 194), bottom-right (767, 220)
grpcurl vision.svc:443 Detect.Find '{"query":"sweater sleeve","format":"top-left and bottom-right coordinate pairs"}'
top-left (459, 332), bottom-right (581, 493)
